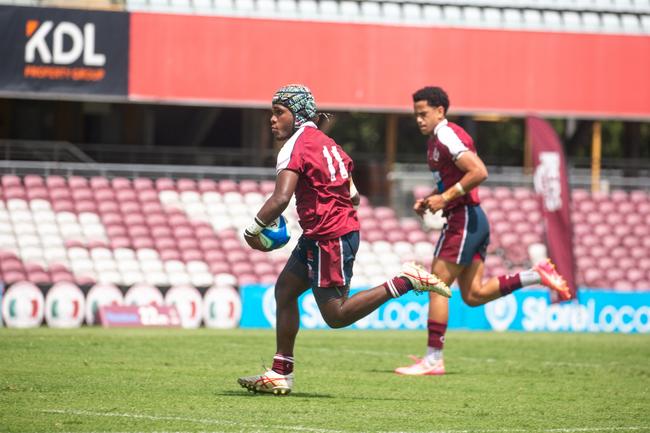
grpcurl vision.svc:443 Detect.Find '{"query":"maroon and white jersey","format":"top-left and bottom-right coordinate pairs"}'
top-left (276, 122), bottom-right (360, 240)
top-left (427, 119), bottom-right (480, 211)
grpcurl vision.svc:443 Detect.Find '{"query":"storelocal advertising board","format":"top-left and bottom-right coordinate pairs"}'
top-left (240, 285), bottom-right (650, 334)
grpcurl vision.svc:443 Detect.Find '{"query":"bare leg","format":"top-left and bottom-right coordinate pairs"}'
top-left (427, 257), bottom-right (464, 323)
top-left (456, 259), bottom-right (504, 306)
top-left (314, 284), bottom-right (392, 329)
top-left (274, 267), bottom-right (310, 354)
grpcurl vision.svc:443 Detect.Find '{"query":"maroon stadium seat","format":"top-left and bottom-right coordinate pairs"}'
top-left (52, 200), bottom-right (74, 213)
top-left (239, 180), bottom-right (259, 194)
top-left (71, 188), bottom-right (93, 202)
top-left (218, 179), bottom-right (238, 193)
top-left (198, 178), bottom-right (218, 192)
top-left (4, 271), bottom-right (26, 283)
top-left (111, 177), bottom-right (132, 190)
top-left (137, 189), bottom-right (159, 203)
top-left (155, 177), bottom-right (176, 191)
top-left (23, 174), bottom-right (44, 188)
top-left (27, 187), bottom-right (48, 200)
top-left (160, 249), bottom-right (181, 261)
top-left (89, 176), bottom-right (110, 190)
top-left (181, 249), bottom-right (203, 262)
top-left (177, 178), bottom-right (197, 191)
top-left (133, 177), bottom-right (154, 190)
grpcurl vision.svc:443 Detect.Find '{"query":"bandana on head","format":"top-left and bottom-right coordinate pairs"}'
top-left (272, 84), bottom-right (317, 128)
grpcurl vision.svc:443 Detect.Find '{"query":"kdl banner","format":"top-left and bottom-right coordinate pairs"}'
top-left (240, 285), bottom-right (650, 334)
top-left (0, 5), bottom-right (128, 96)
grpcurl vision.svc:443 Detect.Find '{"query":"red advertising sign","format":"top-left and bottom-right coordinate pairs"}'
top-left (129, 13), bottom-right (650, 117)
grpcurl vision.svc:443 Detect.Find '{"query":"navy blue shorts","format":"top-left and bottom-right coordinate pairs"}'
top-left (435, 205), bottom-right (490, 265)
top-left (286, 231), bottom-right (359, 288)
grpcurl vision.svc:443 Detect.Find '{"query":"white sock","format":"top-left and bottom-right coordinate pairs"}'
top-left (425, 346), bottom-right (443, 363)
top-left (520, 269), bottom-right (542, 287)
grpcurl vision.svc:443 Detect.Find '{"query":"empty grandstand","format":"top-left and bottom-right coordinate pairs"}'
top-left (0, 172), bottom-right (648, 291)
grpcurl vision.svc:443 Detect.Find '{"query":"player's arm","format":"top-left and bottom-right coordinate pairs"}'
top-left (349, 178), bottom-right (360, 209)
top-left (244, 169), bottom-right (299, 250)
top-left (425, 152), bottom-right (488, 213)
top-left (413, 180), bottom-right (440, 217)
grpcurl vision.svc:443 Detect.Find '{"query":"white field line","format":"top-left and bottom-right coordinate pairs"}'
top-left (43, 409), bottom-right (648, 433)
top-left (380, 427), bottom-right (648, 433)
top-left (42, 409), bottom-right (344, 433)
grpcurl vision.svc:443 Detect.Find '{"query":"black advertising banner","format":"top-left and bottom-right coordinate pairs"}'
top-left (0, 5), bottom-right (128, 97)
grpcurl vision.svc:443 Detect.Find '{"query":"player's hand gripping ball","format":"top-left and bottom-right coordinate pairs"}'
top-left (245, 215), bottom-right (291, 252)
top-left (259, 215), bottom-right (291, 251)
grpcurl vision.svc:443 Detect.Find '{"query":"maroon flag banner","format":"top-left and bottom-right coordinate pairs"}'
top-left (528, 116), bottom-right (577, 301)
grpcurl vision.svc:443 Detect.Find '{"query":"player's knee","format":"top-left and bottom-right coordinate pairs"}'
top-left (461, 290), bottom-right (483, 307)
top-left (320, 310), bottom-right (347, 328)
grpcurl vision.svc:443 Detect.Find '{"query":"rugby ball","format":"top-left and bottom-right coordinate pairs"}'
top-left (259, 215), bottom-right (291, 250)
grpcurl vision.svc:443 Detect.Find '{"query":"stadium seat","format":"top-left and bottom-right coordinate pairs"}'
top-left (90, 176), bottom-right (110, 190)
top-left (133, 177), bottom-right (154, 190)
top-left (4, 176), bottom-right (649, 290)
top-left (155, 177), bottom-right (176, 191)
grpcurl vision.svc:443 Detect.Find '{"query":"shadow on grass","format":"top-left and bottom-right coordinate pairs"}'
top-left (217, 390), bottom-right (403, 401)
top-left (216, 390), bottom-right (335, 399)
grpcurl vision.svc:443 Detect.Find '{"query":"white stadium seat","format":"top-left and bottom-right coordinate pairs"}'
top-left (191, 272), bottom-right (214, 286)
top-left (168, 272), bottom-right (191, 286)
top-left (30, 199), bottom-right (52, 211)
top-left (44, 247), bottom-right (68, 262)
top-left (202, 191), bottom-right (223, 204)
top-left (98, 270), bottom-right (123, 285)
top-left (117, 260), bottom-right (141, 273)
top-left (140, 259), bottom-right (164, 272)
top-left (7, 199), bottom-right (28, 211)
top-left (114, 248), bottom-right (136, 261)
top-left (94, 259), bottom-right (118, 272)
top-left (180, 191), bottom-right (201, 203)
top-left (121, 271), bottom-right (145, 286)
top-left (164, 260), bottom-right (186, 273)
top-left (145, 271), bottom-right (170, 286)
top-left (214, 273), bottom-right (237, 287)
top-left (56, 211), bottom-right (77, 225)
top-left (361, 1), bottom-right (381, 18)
top-left (136, 248), bottom-right (160, 261)
top-left (90, 248), bottom-right (113, 261)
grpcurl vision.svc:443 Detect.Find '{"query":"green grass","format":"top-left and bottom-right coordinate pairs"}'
top-left (1, 328), bottom-right (649, 433)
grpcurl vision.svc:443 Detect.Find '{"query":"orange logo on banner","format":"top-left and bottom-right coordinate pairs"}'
top-left (26, 20), bottom-right (39, 37)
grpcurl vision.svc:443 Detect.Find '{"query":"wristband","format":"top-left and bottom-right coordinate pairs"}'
top-left (244, 216), bottom-right (267, 236)
top-left (441, 182), bottom-right (465, 204)
top-left (349, 181), bottom-right (358, 198)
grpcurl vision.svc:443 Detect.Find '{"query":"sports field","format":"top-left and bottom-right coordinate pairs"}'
top-left (1, 328), bottom-right (649, 433)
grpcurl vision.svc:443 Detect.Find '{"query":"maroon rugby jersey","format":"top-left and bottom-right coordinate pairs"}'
top-left (427, 119), bottom-right (480, 211)
top-left (276, 122), bottom-right (360, 240)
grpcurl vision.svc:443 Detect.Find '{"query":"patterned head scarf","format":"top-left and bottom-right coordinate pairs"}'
top-left (272, 84), bottom-right (317, 128)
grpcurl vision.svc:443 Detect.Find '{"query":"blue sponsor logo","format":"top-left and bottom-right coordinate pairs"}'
top-left (240, 285), bottom-right (650, 334)
top-left (105, 311), bottom-right (140, 324)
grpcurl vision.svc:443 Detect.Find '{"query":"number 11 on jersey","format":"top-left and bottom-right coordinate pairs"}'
top-left (323, 146), bottom-right (349, 181)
